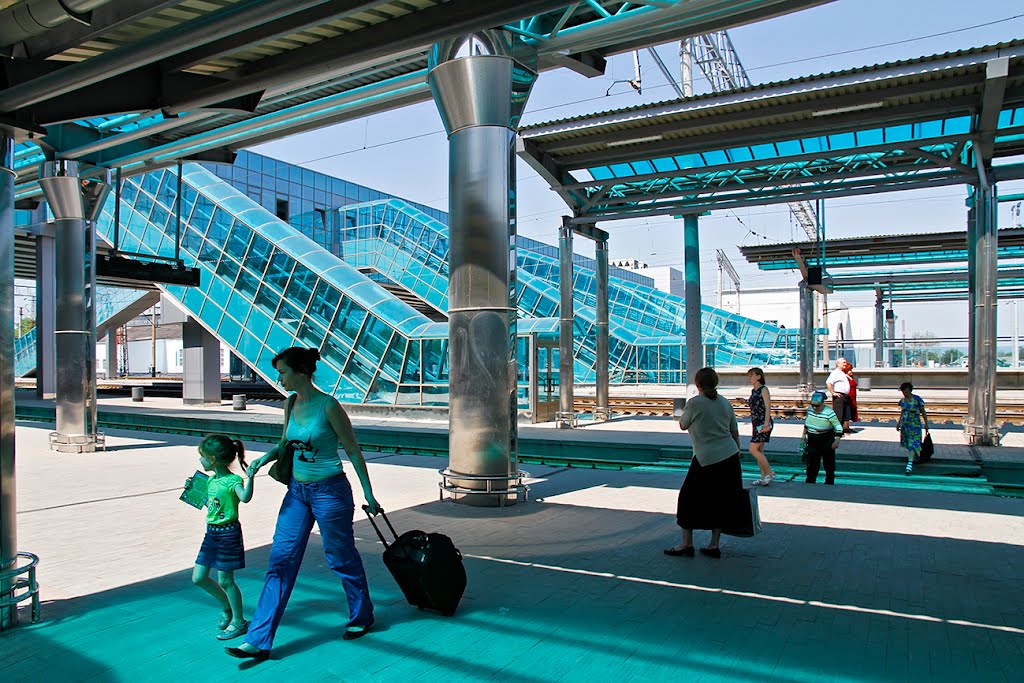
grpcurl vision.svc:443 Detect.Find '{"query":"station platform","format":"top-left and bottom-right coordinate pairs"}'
top-left (2, 409), bottom-right (1023, 681)
top-left (12, 391), bottom-right (1024, 494)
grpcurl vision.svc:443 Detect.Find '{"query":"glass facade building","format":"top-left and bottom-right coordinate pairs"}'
top-left (18, 151), bottom-right (795, 405)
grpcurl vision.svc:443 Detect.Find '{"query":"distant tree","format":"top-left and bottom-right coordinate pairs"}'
top-left (940, 348), bottom-right (964, 366)
top-left (16, 317), bottom-right (35, 337)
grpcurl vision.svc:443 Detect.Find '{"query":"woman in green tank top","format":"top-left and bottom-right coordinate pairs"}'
top-left (227, 347), bottom-right (382, 661)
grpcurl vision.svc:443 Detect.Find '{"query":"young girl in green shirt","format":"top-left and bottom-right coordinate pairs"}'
top-left (190, 434), bottom-right (255, 640)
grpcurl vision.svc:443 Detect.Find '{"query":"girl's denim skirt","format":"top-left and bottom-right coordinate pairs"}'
top-left (196, 521), bottom-right (245, 571)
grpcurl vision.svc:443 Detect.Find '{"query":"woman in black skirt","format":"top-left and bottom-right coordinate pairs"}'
top-left (665, 367), bottom-right (743, 559)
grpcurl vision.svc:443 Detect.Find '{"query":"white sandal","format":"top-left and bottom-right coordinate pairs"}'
top-left (217, 619), bottom-right (250, 641)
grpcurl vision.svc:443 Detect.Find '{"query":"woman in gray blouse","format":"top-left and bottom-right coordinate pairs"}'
top-left (665, 367), bottom-right (744, 559)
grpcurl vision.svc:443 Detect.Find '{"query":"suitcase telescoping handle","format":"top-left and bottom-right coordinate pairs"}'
top-left (362, 504), bottom-right (399, 547)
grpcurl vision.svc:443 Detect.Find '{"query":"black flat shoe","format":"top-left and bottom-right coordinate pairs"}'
top-left (343, 621), bottom-right (374, 640)
top-left (224, 646), bottom-right (270, 661)
top-left (664, 546), bottom-right (695, 557)
top-left (699, 547), bottom-right (722, 559)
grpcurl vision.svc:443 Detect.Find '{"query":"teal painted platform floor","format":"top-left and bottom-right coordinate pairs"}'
top-left (3, 419), bottom-right (1023, 682)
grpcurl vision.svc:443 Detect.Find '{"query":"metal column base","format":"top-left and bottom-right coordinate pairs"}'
top-left (555, 411), bottom-right (579, 429)
top-left (49, 432), bottom-right (106, 453)
top-left (964, 424), bottom-right (1001, 447)
top-left (592, 408), bottom-right (611, 422)
top-left (0, 552), bottom-right (41, 630)
top-left (438, 469), bottom-right (530, 507)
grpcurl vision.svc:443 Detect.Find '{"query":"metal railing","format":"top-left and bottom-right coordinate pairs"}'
top-left (0, 552), bottom-right (41, 628)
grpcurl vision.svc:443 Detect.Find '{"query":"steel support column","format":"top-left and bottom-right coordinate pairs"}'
top-left (683, 214), bottom-right (702, 384)
top-left (594, 238), bottom-right (610, 421)
top-left (0, 130), bottom-right (17, 629)
top-left (38, 161), bottom-right (109, 453)
top-left (182, 318), bottom-right (221, 405)
top-left (799, 280), bottom-right (815, 396)
top-left (874, 288), bottom-right (884, 368)
top-left (556, 218), bottom-right (576, 428)
top-left (34, 233), bottom-right (55, 398)
top-left (428, 31), bottom-right (536, 505)
top-left (966, 183), bottom-right (1000, 446)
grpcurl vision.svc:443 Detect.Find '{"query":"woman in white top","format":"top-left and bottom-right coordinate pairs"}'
top-left (665, 367), bottom-right (744, 559)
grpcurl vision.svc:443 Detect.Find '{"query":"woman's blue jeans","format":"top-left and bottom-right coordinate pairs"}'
top-left (246, 473), bottom-right (374, 650)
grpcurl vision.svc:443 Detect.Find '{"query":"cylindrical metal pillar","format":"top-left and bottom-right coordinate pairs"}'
top-left (556, 218), bottom-right (576, 428)
top-left (39, 161), bottom-right (110, 453)
top-left (966, 183), bottom-right (1000, 446)
top-left (874, 288), bottom-right (885, 367)
top-left (428, 32), bottom-right (536, 505)
top-left (35, 232), bottom-right (55, 397)
top-left (683, 214), bottom-right (702, 385)
top-left (594, 238), bottom-right (610, 421)
top-left (1, 130), bottom-right (17, 629)
top-left (799, 281), bottom-right (815, 396)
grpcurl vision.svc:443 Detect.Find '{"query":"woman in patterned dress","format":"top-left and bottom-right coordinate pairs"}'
top-left (897, 382), bottom-right (930, 475)
top-left (747, 367), bottom-right (775, 486)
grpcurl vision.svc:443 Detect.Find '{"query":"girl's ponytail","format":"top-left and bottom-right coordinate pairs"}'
top-left (233, 439), bottom-right (248, 472)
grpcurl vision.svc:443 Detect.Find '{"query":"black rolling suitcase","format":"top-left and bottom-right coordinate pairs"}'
top-left (364, 507), bottom-right (466, 616)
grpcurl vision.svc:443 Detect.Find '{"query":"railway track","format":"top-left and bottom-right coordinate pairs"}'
top-left (573, 396), bottom-right (1024, 426)
top-left (77, 382), bottom-right (1024, 426)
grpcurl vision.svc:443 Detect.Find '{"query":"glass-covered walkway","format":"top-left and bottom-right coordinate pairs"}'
top-left (18, 158), bottom-right (797, 406)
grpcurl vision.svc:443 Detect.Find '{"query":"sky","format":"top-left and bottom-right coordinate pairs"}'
top-left (250, 0), bottom-right (1024, 341)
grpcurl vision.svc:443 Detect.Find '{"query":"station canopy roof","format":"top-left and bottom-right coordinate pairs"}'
top-left (737, 227), bottom-right (1024, 303)
top-left (738, 226), bottom-right (1024, 270)
top-left (1, 0), bottom-right (833, 202)
top-left (519, 40), bottom-right (1024, 223)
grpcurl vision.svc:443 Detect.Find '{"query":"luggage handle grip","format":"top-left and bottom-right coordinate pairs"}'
top-left (362, 504), bottom-right (399, 546)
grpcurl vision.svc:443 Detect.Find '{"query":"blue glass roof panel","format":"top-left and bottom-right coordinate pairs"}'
top-left (652, 157), bottom-right (678, 172)
top-left (727, 146), bottom-right (754, 163)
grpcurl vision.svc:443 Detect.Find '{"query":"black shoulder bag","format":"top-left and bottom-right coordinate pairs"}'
top-left (268, 393), bottom-right (298, 485)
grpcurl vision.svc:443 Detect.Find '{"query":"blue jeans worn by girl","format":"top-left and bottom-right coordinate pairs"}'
top-left (246, 473), bottom-right (373, 650)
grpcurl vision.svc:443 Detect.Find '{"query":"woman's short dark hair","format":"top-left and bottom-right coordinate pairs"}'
top-left (694, 367), bottom-right (719, 400)
top-left (899, 381), bottom-right (914, 393)
top-left (272, 346), bottom-right (321, 377)
top-left (747, 367), bottom-right (766, 385)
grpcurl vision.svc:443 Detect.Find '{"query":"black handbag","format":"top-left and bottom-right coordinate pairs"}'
top-left (723, 487), bottom-right (763, 538)
top-left (919, 433), bottom-right (934, 462)
top-left (268, 394), bottom-right (297, 484)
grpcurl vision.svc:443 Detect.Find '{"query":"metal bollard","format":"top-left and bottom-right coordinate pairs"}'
top-left (131, 386), bottom-right (144, 402)
top-left (232, 394), bottom-right (247, 411)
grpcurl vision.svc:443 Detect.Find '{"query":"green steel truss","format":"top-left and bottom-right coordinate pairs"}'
top-left (519, 41), bottom-right (1024, 222)
top-left (8, 0), bottom-right (831, 202)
